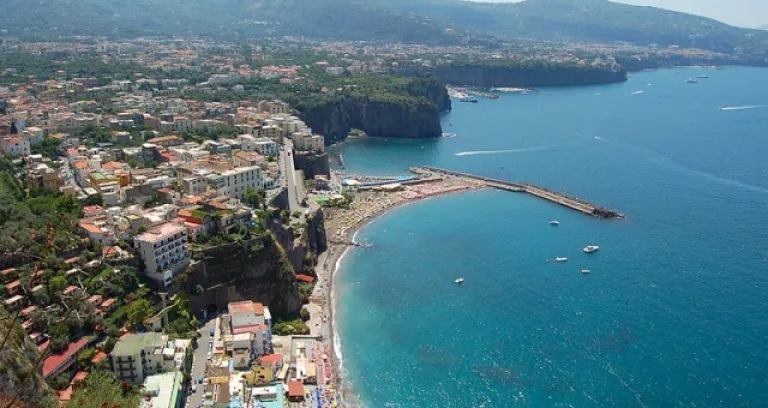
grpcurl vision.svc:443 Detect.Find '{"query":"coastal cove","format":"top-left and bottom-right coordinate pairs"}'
top-left (333, 67), bottom-right (768, 407)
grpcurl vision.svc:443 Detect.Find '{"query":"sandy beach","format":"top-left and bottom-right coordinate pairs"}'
top-left (304, 173), bottom-right (484, 406)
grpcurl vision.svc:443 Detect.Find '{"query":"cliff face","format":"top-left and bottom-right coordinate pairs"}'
top-left (400, 65), bottom-right (628, 87)
top-left (0, 307), bottom-right (57, 408)
top-left (302, 97), bottom-right (443, 145)
top-left (188, 236), bottom-right (302, 317)
top-left (293, 152), bottom-right (331, 179)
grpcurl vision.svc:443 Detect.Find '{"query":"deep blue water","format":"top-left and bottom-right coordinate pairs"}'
top-left (334, 68), bottom-right (768, 407)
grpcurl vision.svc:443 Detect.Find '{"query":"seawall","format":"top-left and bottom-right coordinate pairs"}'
top-left (412, 166), bottom-right (623, 219)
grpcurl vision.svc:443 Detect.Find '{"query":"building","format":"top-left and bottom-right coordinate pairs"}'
top-left (0, 136), bottom-right (31, 156)
top-left (205, 166), bottom-right (276, 199)
top-left (42, 338), bottom-right (89, 379)
top-left (139, 372), bottom-right (183, 408)
top-left (228, 301), bottom-right (273, 356)
top-left (253, 138), bottom-right (277, 156)
top-left (134, 222), bottom-right (189, 287)
top-left (110, 333), bottom-right (188, 383)
top-left (292, 132), bottom-right (324, 152)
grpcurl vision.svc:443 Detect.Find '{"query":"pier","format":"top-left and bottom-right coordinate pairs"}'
top-left (410, 166), bottom-right (623, 219)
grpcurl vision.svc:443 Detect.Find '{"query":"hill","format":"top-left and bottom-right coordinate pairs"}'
top-left (2, 0), bottom-right (767, 60)
top-left (383, 0), bottom-right (768, 55)
top-left (0, 0), bottom-right (480, 45)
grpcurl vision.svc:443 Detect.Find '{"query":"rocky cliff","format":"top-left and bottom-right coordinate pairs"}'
top-left (400, 64), bottom-right (628, 87)
top-left (188, 235), bottom-right (302, 317)
top-left (0, 307), bottom-right (57, 408)
top-left (301, 96), bottom-right (444, 145)
top-left (298, 76), bottom-right (450, 144)
top-left (293, 152), bottom-right (331, 179)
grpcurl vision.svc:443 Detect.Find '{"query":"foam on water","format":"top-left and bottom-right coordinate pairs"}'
top-left (719, 105), bottom-right (768, 111)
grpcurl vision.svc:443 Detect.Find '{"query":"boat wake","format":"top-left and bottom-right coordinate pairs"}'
top-left (630, 90), bottom-right (644, 95)
top-left (647, 156), bottom-right (768, 195)
top-left (455, 145), bottom-right (558, 157)
top-left (719, 105), bottom-right (768, 111)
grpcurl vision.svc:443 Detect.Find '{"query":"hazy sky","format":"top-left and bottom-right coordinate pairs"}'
top-left (469, 0), bottom-right (768, 28)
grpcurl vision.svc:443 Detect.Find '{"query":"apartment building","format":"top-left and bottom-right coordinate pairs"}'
top-left (110, 333), bottom-right (189, 383)
top-left (134, 222), bottom-right (189, 287)
top-left (205, 166), bottom-right (276, 199)
top-left (292, 132), bottom-right (325, 152)
top-left (0, 136), bottom-right (31, 156)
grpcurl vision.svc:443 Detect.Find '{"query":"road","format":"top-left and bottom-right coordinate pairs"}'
top-left (187, 318), bottom-right (217, 408)
top-left (279, 139), bottom-right (306, 212)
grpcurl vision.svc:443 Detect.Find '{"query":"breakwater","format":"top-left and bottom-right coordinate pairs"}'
top-left (410, 166), bottom-right (623, 219)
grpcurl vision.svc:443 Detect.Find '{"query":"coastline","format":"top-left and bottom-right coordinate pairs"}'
top-left (306, 174), bottom-right (485, 407)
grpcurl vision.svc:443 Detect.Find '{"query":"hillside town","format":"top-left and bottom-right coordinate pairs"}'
top-left (0, 45), bottom-right (350, 407)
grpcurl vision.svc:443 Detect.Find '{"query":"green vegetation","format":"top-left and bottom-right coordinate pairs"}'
top-left (30, 137), bottom-right (63, 160)
top-left (125, 299), bottom-right (153, 328)
top-left (65, 370), bottom-right (141, 408)
top-left (272, 318), bottom-right (310, 336)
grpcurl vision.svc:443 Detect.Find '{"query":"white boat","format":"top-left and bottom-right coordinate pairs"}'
top-left (555, 257), bottom-right (568, 263)
top-left (549, 220), bottom-right (560, 226)
top-left (455, 278), bottom-right (464, 284)
top-left (685, 78), bottom-right (698, 84)
top-left (583, 245), bottom-right (600, 253)
top-left (581, 269), bottom-right (591, 275)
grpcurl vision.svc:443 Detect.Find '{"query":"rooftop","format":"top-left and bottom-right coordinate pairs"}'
top-left (42, 337), bottom-right (88, 377)
top-left (111, 332), bottom-right (165, 356)
top-left (135, 222), bottom-right (186, 243)
top-left (228, 300), bottom-right (264, 315)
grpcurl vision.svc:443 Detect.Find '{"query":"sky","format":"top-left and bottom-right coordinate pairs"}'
top-left (468, 0), bottom-right (768, 28)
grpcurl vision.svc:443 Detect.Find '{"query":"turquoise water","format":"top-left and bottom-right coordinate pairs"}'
top-left (335, 67), bottom-right (768, 407)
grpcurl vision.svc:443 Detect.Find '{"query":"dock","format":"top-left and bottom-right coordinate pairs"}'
top-left (410, 166), bottom-right (623, 219)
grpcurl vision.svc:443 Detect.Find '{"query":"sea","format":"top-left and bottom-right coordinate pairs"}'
top-left (332, 67), bottom-right (768, 407)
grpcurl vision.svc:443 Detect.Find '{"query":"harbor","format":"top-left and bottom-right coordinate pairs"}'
top-left (410, 166), bottom-right (624, 219)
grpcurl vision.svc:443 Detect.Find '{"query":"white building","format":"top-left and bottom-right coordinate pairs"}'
top-left (205, 166), bottom-right (277, 199)
top-left (292, 132), bottom-right (325, 152)
top-left (111, 333), bottom-right (189, 384)
top-left (254, 138), bottom-right (277, 156)
top-left (0, 136), bottom-right (31, 156)
top-left (140, 372), bottom-right (183, 408)
top-left (134, 222), bottom-right (189, 287)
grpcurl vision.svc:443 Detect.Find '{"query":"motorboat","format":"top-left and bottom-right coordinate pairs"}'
top-left (555, 257), bottom-right (568, 263)
top-left (455, 278), bottom-right (464, 284)
top-left (581, 269), bottom-right (591, 275)
top-left (696, 75), bottom-right (709, 79)
top-left (458, 96), bottom-right (478, 103)
top-left (549, 220), bottom-right (560, 226)
top-left (583, 245), bottom-right (600, 254)
top-left (685, 78), bottom-right (698, 84)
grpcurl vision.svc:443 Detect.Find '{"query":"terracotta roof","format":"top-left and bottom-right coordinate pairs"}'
top-left (287, 380), bottom-right (304, 398)
top-left (64, 256), bottom-right (80, 264)
top-left (259, 354), bottom-right (283, 365)
top-left (72, 371), bottom-right (88, 383)
top-left (100, 298), bottom-right (117, 308)
top-left (42, 337), bottom-right (88, 377)
top-left (21, 305), bottom-right (37, 316)
top-left (63, 285), bottom-right (78, 295)
top-left (91, 351), bottom-right (108, 364)
top-left (5, 280), bottom-right (21, 290)
top-left (73, 161), bottom-right (88, 170)
top-left (0, 268), bottom-right (16, 276)
top-left (79, 221), bottom-right (103, 234)
top-left (232, 324), bottom-right (268, 335)
top-left (295, 274), bottom-right (315, 283)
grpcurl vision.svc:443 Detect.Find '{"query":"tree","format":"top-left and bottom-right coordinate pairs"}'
top-left (126, 299), bottom-right (153, 327)
top-left (77, 348), bottom-right (97, 369)
top-left (48, 323), bottom-right (70, 352)
top-left (47, 276), bottom-right (67, 294)
top-left (243, 187), bottom-right (266, 210)
top-left (82, 194), bottom-right (103, 207)
top-left (66, 370), bottom-right (141, 408)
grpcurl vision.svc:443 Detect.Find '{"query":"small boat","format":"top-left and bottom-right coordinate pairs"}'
top-left (685, 78), bottom-right (698, 84)
top-left (583, 245), bottom-right (600, 254)
top-left (549, 220), bottom-right (560, 226)
top-left (555, 257), bottom-right (568, 263)
top-left (581, 269), bottom-right (591, 275)
top-left (696, 75), bottom-right (709, 79)
top-left (459, 96), bottom-right (478, 103)
top-left (455, 278), bottom-right (464, 284)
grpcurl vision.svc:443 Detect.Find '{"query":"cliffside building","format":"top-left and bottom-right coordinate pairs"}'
top-left (110, 333), bottom-right (189, 383)
top-left (134, 222), bottom-right (190, 287)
